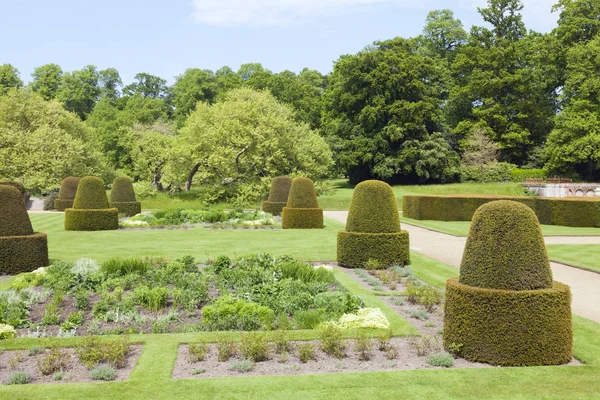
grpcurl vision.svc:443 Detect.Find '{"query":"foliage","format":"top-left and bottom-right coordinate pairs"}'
top-left (133, 286), bottom-right (169, 312)
top-left (201, 296), bottom-right (275, 331)
top-left (109, 176), bottom-right (139, 215)
top-left (76, 335), bottom-right (130, 368)
top-left (0, 64), bottom-right (23, 94)
top-left (54, 176), bottom-right (79, 211)
top-left (335, 308), bottom-right (390, 329)
top-left (64, 208), bottom-right (119, 231)
top-left (354, 334), bottom-right (374, 361)
top-left (216, 337), bottom-right (237, 362)
top-left (101, 258), bottom-right (150, 276)
top-left (0, 323), bottom-right (16, 339)
top-left (337, 231), bottom-right (410, 268)
top-left (262, 176), bottom-right (293, 216)
top-left (240, 332), bottom-right (271, 362)
top-left (89, 365), bottom-right (117, 381)
top-left (427, 352), bottom-right (455, 367)
top-left (228, 359), bottom-right (254, 373)
top-left (319, 323), bottom-right (346, 358)
top-left (187, 341), bottom-right (208, 363)
top-left (37, 343), bottom-right (69, 375)
top-left (4, 371), bottom-right (32, 385)
top-left (297, 343), bottom-right (316, 363)
top-left (536, 198), bottom-right (600, 228)
top-left (461, 128), bottom-right (499, 184)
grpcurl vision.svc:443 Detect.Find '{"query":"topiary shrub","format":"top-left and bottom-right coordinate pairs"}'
top-left (337, 180), bottom-right (409, 267)
top-left (0, 181), bottom-right (29, 204)
top-left (282, 177), bottom-right (323, 229)
top-left (0, 185), bottom-right (49, 274)
top-left (109, 177), bottom-right (141, 216)
top-left (443, 200), bottom-right (572, 366)
top-left (64, 176), bottom-right (118, 231)
top-left (261, 176), bottom-right (292, 216)
top-left (54, 177), bottom-right (79, 211)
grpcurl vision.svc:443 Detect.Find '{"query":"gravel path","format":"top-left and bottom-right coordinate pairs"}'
top-left (325, 211), bottom-right (600, 323)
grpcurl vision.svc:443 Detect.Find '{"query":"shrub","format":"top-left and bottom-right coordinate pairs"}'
top-left (0, 323), bottom-right (16, 339)
top-left (297, 343), bottom-right (316, 363)
top-left (101, 258), bottom-right (149, 276)
top-left (191, 368), bottom-right (205, 375)
top-left (187, 341), bottom-right (208, 363)
top-left (72, 176), bottom-right (109, 209)
top-left (280, 261), bottom-right (334, 283)
top-left (460, 201), bottom-right (552, 291)
top-left (0, 185), bottom-right (49, 274)
top-left (229, 359), bottom-right (254, 373)
top-left (262, 176), bottom-right (293, 216)
top-left (61, 311), bottom-right (84, 331)
top-left (5, 371), bottom-right (32, 385)
top-left (337, 231), bottom-right (410, 268)
top-left (354, 333), bottom-right (373, 361)
top-left (54, 177), bottom-right (79, 211)
top-left (428, 352), bottom-right (454, 367)
top-left (292, 310), bottom-right (324, 329)
top-left (89, 365), bottom-right (117, 381)
top-left (511, 168), bottom-right (545, 182)
top-left (133, 286), bottom-right (169, 312)
top-left (319, 323), bottom-right (346, 358)
top-left (37, 343), bottom-right (69, 375)
top-left (76, 336), bottom-right (130, 369)
top-left (240, 332), bottom-right (270, 362)
top-left (314, 292), bottom-right (363, 315)
top-left (44, 191), bottom-right (59, 210)
top-left (202, 296), bottom-right (275, 331)
top-left (282, 177), bottom-right (323, 229)
top-left (109, 177), bottom-right (141, 216)
top-left (216, 337), bottom-right (236, 361)
top-left (336, 308), bottom-right (390, 329)
top-left (376, 329), bottom-right (392, 351)
top-left (65, 176), bottom-right (118, 231)
top-left (536, 197), bottom-right (600, 228)
top-left (75, 291), bottom-right (90, 310)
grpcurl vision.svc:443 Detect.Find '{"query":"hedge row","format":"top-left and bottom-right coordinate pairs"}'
top-left (403, 194), bottom-right (600, 227)
top-left (281, 208), bottom-right (323, 229)
top-left (0, 232), bottom-right (49, 275)
top-left (64, 209), bottom-right (119, 231)
top-left (443, 278), bottom-right (572, 366)
top-left (460, 201), bottom-right (552, 291)
top-left (337, 230), bottom-right (410, 268)
top-left (109, 202), bottom-right (141, 217)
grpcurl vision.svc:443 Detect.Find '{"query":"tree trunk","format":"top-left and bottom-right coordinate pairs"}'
top-left (152, 170), bottom-right (163, 191)
top-left (185, 163), bottom-right (201, 191)
top-left (480, 164), bottom-right (485, 184)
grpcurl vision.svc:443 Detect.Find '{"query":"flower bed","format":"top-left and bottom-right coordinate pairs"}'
top-left (119, 209), bottom-right (278, 229)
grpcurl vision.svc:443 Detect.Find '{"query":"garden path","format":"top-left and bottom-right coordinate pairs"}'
top-left (324, 211), bottom-right (600, 323)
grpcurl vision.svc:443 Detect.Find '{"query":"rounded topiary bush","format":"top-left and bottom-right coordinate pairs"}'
top-left (54, 177), bottom-right (79, 211)
top-left (0, 185), bottom-right (49, 274)
top-left (109, 177), bottom-right (141, 217)
top-left (337, 180), bottom-right (409, 267)
top-left (459, 200), bottom-right (552, 291)
top-left (64, 176), bottom-right (118, 231)
top-left (282, 177), bottom-right (323, 229)
top-left (443, 200), bottom-right (572, 366)
top-left (261, 176), bottom-right (292, 216)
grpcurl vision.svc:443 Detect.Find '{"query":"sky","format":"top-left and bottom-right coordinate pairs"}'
top-left (1, 0), bottom-right (559, 85)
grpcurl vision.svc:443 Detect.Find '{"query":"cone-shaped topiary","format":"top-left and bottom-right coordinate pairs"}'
top-left (0, 185), bottom-right (49, 274)
top-left (282, 177), bottom-right (323, 229)
top-left (54, 177), bottom-right (80, 211)
top-left (109, 177), bottom-right (141, 217)
top-left (261, 176), bottom-right (292, 216)
top-left (443, 200), bottom-right (572, 366)
top-left (337, 180), bottom-right (409, 267)
top-left (64, 176), bottom-right (118, 231)
top-left (459, 200), bottom-right (553, 291)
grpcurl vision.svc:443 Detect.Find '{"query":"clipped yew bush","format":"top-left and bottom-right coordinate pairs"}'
top-left (337, 180), bottom-right (409, 267)
top-left (0, 185), bottom-right (49, 274)
top-left (261, 176), bottom-right (292, 216)
top-left (54, 177), bottom-right (80, 211)
top-left (109, 177), bottom-right (141, 216)
top-left (0, 180), bottom-right (29, 204)
top-left (282, 177), bottom-right (323, 229)
top-left (64, 176), bottom-right (118, 231)
top-left (444, 200), bottom-right (572, 366)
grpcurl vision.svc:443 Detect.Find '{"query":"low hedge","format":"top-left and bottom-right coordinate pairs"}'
top-left (54, 199), bottom-right (74, 211)
top-left (261, 201), bottom-right (287, 216)
top-left (64, 208), bottom-right (119, 231)
top-left (403, 194), bottom-right (600, 227)
top-left (281, 208), bottom-right (323, 229)
top-left (460, 201), bottom-right (552, 291)
top-left (109, 201), bottom-right (141, 217)
top-left (337, 231), bottom-right (410, 268)
top-left (536, 197), bottom-right (600, 227)
top-left (443, 278), bottom-right (572, 366)
top-left (0, 232), bottom-right (49, 274)
top-left (402, 195), bottom-right (536, 221)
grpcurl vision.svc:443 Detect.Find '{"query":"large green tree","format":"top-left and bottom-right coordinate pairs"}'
top-left (0, 64), bottom-right (23, 95)
top-left (29, 64), bottom-right (63, 100)
top-left (0, 89), bottom-right (108, 191)
top-left (123, 72), bottom-right (169, 99)
top-left (56, 65), bottom-right (101, 119)
top-left (322, 37), bottom-right (458, 184)
top-left (171, 69), bottom-right (218, 126)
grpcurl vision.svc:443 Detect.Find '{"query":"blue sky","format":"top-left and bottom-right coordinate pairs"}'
top-left (2, 0), bottom-right (558, 85)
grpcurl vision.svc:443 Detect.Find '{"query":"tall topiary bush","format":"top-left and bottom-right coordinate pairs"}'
top-left (109, 177), bottom-right (141, 217)
top-left (64, 176), bottom-right (118, 231)
top-left (0, 185), bottom-right (49, 274)
top-left (281, 177), bottom-right (323, 229)
top-left (443, 200), bottom-right (572, 366)
top-left (54, 177), bottom-right (80, 211)
top-left (261, 176), bottom-right (292, 216)
top-left (337, 180), bottom-right (409, 267)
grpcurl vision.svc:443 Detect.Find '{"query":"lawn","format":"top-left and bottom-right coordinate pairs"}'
top-left (30, 213), bottom-right (343, 262)
top-left (401, 217), bottom-right (600, 237)
top-left (546, 245), bottom-right (600, 274)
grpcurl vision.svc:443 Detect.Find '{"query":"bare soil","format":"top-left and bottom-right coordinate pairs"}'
top-left (0, 345), bottom-right (142, 385)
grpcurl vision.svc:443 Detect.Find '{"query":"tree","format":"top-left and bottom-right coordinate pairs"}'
top-left (215, 66), bottom-right (244, 94)
top-left (421, 9), bottom-right (468, 59)
top-left (544, 35), bottom-right (600, 180)
top-left (177, 88), bottom-right (333, 196)
top-left (56, 65), bottom-right (101, 119)
top-left (171, 69), bottom-right (218, 126)
top-left (98, 68), bottom-right (122, 100)
top-left (0, 64), bottom-right (23, 95)
top-left (29, 64), bottom-right (63, 100)
top-left (0, 89), bottom-right (107, 192)
top-left (322, 37), bottom-right (458, 184)
top-left (129, 121), bottom-right (176, 190)
top-left (238, 63), bottom-right (266, 81)
top-left (123, 72), bottom-right (169, 99)
top-left (462, 127), bottom-right (499, 183)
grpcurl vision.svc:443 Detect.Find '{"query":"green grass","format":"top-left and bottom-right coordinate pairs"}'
top-left (402, 217), bottom-right (600, 237)
top-left (30, 213), bottom-right (342, 262)
top-left (546, 245), bottom-right (600, 273)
